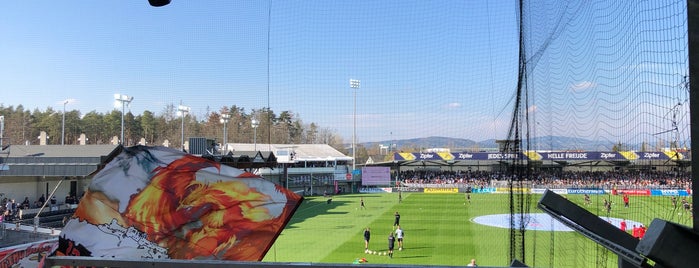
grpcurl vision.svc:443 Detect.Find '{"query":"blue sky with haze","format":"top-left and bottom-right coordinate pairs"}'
top-left (12, 1), bottom-right (684, 146)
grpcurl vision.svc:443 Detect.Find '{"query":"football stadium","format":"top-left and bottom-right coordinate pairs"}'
top-left (1, 1), bottom-right (698, 268)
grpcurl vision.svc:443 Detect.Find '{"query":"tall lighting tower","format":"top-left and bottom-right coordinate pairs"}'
top-left (62, 100), bottom-right (69, 145)
top-left (114, 94), bottom-right (133, 145)
top-left (220, 113), bottom-right (231, 153)
top-left (177, 103), bottom-right (191, 151)
top-left (251, 118), bottom-right (260, 151)
top-left (350, 79), bottom-right (360, 171)
top-left (0, 115), bottom-right (4, 147)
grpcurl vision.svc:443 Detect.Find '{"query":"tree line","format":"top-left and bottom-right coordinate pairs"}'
top-left (0, 104), bottom-right (352, 154)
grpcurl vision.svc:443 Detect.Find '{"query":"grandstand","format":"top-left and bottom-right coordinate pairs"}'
top-left (2, 0), bottom-right (699, 267)
top-left (227, 143), bottom-right (357, 195)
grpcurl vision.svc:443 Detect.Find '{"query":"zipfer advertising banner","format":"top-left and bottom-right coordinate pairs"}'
top-left (394, 150), bottom-right (685, 161)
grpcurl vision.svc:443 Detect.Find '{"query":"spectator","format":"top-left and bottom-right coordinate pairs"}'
top-left (65, 195), bottom-right (77, 205)
top-left (21, 197), bottom-right (30, 209)
top-left (5, 199), bottom-right (14, 221)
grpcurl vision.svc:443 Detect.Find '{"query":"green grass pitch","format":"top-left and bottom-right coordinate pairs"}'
top-left (262, 192), bottom-right (691, 267)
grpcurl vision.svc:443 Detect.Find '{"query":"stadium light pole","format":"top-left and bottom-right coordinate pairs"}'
top-left (177, 103), bottom-right (191, 151)
top-left (220, 113), bottom-right (230, 153)
top-left (350, 79), bottom-right (360, 171)
top-left (61, 100), bottom-right (68, 145)
top-left (114, 94), bottom-right (133, 145)
top-left (251, 118), bottom-right (260, 151)
top-left (0, 115), bottom-right (4, 148)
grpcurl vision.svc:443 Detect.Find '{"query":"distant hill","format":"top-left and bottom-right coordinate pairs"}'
top-left (525, 136), bottom-right (614, 151)
top-left (362, 135), bottom-right (656, 152)
top-left (362, 136), bottom-right (498, 152)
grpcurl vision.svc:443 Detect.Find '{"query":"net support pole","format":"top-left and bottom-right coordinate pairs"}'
top-left (688, 0), bottom-right (699, 232)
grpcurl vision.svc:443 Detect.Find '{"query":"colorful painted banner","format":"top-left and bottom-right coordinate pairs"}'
top-left (52, 146), bottom-right (302, 261)
top-left (0, 239), bottom-right (57, 268)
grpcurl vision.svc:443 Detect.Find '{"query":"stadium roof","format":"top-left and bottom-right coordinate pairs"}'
top-left (4, 144), bottom-right (119, 158)
top-left (228, 143), bottom-right (352, 162)
top-left (0, 145), bottom-right (120, 177)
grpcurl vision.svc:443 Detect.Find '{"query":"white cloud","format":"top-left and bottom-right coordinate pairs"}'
top-left (570, 81), bottom-right (596, 92)
top-left (446, 102), bottom-right (462, 108)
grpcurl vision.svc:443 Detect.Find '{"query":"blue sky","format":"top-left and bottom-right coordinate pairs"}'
top-left (0, 1), bottom-right (520, 143)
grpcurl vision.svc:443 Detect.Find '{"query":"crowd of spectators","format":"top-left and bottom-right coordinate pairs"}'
top-left (398, 169), bottom-right (692, 190)
top-left (0, 193), bottom-right (82, 222)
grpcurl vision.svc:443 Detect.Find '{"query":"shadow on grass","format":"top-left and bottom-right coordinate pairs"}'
top-left (284, 196), bottom-right (351, 229)
top-left (398, 246), bottom-right (432, 250)
top-left (396, 255), bottom-right (429, 259)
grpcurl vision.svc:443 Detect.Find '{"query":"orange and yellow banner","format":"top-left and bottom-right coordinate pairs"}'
top-left (53, 146), bottom-right (302, 261)
top-left (424, 188), bottom-right (459, 194)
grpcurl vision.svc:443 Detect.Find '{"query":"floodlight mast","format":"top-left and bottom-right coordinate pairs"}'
top-left (114, 94), bottom-right (133, 145)
top-left (251, 118), bottom-right (260, 151)
top-left (350, 79), bottom-right (360, 172)
top-left (61, 100), bottom-right (69, 145)
top-left (0, 115), bottom-right (4, 148)
top-left (220, 113), bottom-right (231, 153)
top-left (178, 103), bottom-right (191, 151)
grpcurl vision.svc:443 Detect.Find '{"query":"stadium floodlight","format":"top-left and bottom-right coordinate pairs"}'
top-left (350, 79), bottom-right (360, 171)
top-left (61, 99), bottom-right (70, 145)
top-left (0, 115), bottom-right (4, 148)
top-left (220, 113), bottom-right (231, 153)
top-left (114, 94), bottom-right (134, 145)
top-left (251, 118), bottom-right (260, 151)
top-left (177, 103), bottom-right (191, 151)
